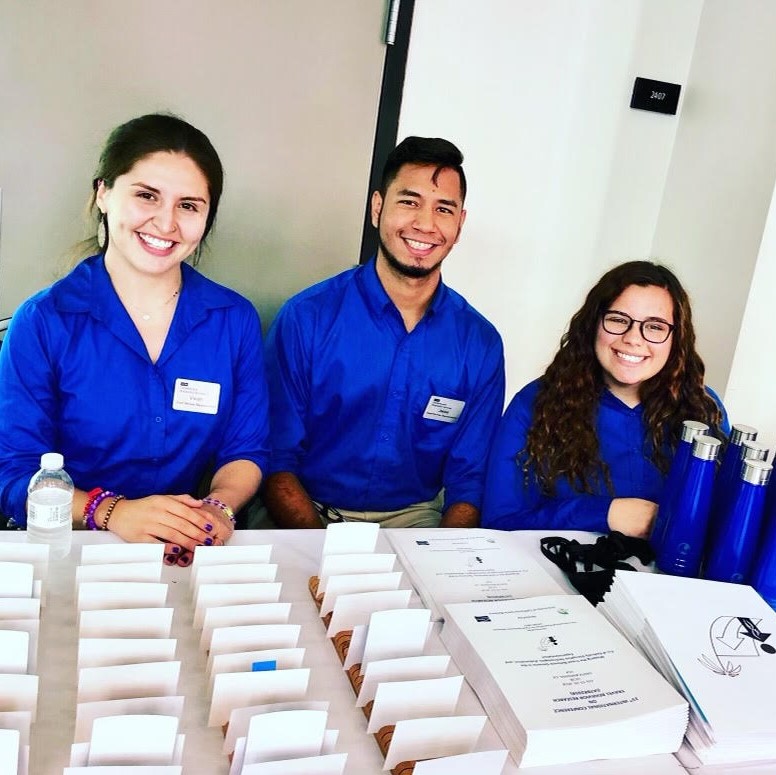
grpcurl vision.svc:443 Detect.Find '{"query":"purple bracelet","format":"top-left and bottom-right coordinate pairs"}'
top-left (202, 497), bottom-right (236, 524)
top-left (85, 490), bottom-right (117, 530)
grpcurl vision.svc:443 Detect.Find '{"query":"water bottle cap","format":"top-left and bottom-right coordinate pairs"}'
top-left (680, 420), bottom-right (709, 442)
top-left (40, 452), bottom-right (64, 470)
top-left (730, 424), bottom-right (758, 446)
top-left (740, 439), bottom-right (769, 462)
top-left (741, 458), bottom-right (772, 486)
top-left (691, 434), bottom-right (721, 460)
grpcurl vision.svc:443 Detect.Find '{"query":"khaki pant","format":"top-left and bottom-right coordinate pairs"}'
top-left (244, 491), bottom-right (444, 529)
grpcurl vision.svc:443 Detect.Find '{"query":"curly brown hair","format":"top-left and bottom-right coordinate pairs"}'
top-left (523, 260), bottom-right (724, 495)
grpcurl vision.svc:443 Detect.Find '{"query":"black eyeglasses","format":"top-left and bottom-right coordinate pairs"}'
top-left (601, 310), bottom-right (674, 344)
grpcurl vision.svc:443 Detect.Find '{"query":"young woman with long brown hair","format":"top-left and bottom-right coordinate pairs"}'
top-left (482, 261), bottom-right (728, 538)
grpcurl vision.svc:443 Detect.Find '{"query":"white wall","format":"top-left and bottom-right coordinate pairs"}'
top-left (398, 0), bottom-right (776, 409)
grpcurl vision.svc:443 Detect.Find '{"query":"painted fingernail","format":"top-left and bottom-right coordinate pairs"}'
top-left (204, 523), bottom-right (213, 533)
top-left (164, 554), bottom-right (176, 564)
top-left (178, 554), bottom-right (192, 566)
top-left (171, 545), bottom-right (181, 554)
top-left (204, 537), bottom-right (213, 546)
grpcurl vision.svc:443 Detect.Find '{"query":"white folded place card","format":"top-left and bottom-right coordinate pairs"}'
top-left (75, 562), bottom-right (162, 585)
top-left (321, 522), bottom-right (380, 556)
top-left (209, 648), bottom-right (306, 693)
top-left (0, 727), bottom-right (19, 775)
top-left (244, 709), bottom-right (328, 764)
top-left (77, 582), bottom-right (168, 612)
top-left (79, 608), bottom-right (174, 639)
top-left (342, 626), bottom-right (367, 671)
top-left (223, 701), bottom-right (330, 756)
top-left (239, 752), bottom-right (347, 775)
top-left (0, 563), bottom-right (33, 599)
top-left (367, 675), bottom-right (463, 733)
top-left (0, 711), bottom-right (32, 749)
top-left (326, 589), bottom-right (412, 637)
top-left (0, 620), bottom-right (38, 674)
top-left (318, 553), bottom-right (397, 593)
top-left (78, 638), bottom-right (177, 669)
top-left (209, 624), bottom-right (301, 658)
top-left (208, 668), bottom-right (310, 727)
top-left (0, 675), bottom-right (38, 720)
top-left (362, 608), bottom-right (431, 667)
top-left (191, 544), bottom-right (272, 577)
top-left (194, 583), bottom-right (282, 628)
top-left (70, 735), bottom-right (185, 768)
top-left (0, 598), bottom-right (39, 621)
top-left (88, 715), bottom-right (179, 766)
top-left (0, 543), bottom-right (48, 569)
top-left (74, 696), bottom-right (184, 744)
top-left (0, 631), bottom-right (28, 674)
top-left (77, 661), bottom-right (181, 704)
top-left (191, 563), bottom-right (278, 598)
top-left (200, 603), bottom-right (291, 651)
top-left (80, 544), bottom-right (165, 566)
top-left (413, 749), bottom-right (509, 775)
top-left (320, 572), bottom-right (403, 616)
top-left (64, 768), bottom-right (181, 775)
top-left (383, 715), bottom-right (487, 771)
top-left (356, 655), bottom-right (451, 707)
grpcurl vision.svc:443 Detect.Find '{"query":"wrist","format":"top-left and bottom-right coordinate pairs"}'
top-left (202, 496), bottom-right (236, 526)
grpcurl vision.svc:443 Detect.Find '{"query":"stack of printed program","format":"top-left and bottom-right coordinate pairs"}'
top-left (600, 571), bottom-right (776, 767)
top-left (440, 595), bottom-right (688, 768)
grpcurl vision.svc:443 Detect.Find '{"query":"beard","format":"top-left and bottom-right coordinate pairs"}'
top-left (377, 233), bottom-right (444, 279)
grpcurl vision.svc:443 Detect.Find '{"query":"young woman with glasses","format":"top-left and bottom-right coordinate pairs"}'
top-left (482, 261), bottom-right (728, 538)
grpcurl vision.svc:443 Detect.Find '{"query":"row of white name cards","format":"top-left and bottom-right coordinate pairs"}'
top-left (187, 544), bottom-right (348, 775)
top-left (0, 543), bottom-right (48, 775)
top-left (69, 543), bottom-right (183, 771)
top-left (313, 522), bottom-right (509, 775)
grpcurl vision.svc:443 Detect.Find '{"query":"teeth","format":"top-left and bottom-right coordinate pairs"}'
top-left (139, 233), bottom-right (174, 250)
top-left (616, 352), bottom-right (645, 363)
top-left (405, 238), bottom-right (435, 250)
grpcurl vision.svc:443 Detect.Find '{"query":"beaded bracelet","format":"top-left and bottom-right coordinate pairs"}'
top-left (101, 494), bottom-right (125, 532)
top-left (84, 489), bottom-right (117, 530)
top-left (202, 497), bottom-right (236, 525)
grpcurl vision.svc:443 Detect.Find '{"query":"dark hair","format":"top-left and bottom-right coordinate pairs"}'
top-left (380, 136), bottom-right (467, 202)
top-left (522, 260), bottom-right (724, 494)
top-left (75, 113), bottom-right (223, 263)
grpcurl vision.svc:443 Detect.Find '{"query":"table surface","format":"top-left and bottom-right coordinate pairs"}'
top-left (5, 529), bottom-right (771, 775)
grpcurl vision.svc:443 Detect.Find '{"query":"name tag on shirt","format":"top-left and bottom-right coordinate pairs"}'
top-left (172, 378), bottom-right (221, 415)
top-left (423, 395), bottom-right (465, 424)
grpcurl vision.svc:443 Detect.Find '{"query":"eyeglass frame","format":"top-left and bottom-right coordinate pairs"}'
top-left (600, 309), bottom-right (675, 344)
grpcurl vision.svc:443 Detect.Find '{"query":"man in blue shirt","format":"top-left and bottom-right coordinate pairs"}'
top-left (262, 137), bottom-right (505, 529)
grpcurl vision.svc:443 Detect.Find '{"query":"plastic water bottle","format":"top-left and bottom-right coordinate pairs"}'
top-left (704, 458), bottom-right (772, 583)
top-left (651, 419), bottom-right (709, 553)
top-left (657, 434), bottom-right (721, 577)
top-left (26, 453), bottom-right (73, 559)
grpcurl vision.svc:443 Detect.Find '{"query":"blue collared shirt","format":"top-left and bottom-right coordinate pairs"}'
top-left (481, 378), bottom-right (729, 532)
top-left (0, 255), bottom-right (270, 524)
top-left (264, 258), bottom-right (505, 511)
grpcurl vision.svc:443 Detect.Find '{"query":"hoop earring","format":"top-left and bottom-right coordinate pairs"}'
top-left (97, 213), bottom-right (108, 251)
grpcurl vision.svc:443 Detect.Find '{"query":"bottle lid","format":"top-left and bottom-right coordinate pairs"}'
top-left (40, 452), bottom-right (64, 470)
top-left (730, 424), bottom-right (758, 446)
top-left (741, 458), bottom-right (772, 486)
top-left (740, 439), bottom-right (769, 463)
top-left (691, 434), bottom-right (721, 461)
top-left (680, 420), bottom-right (709, 443)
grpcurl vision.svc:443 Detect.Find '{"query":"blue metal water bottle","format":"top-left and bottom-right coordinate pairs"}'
top-left (657, 434), bottom-right (721, 577)
top-left (651, 420), bottom-right (709, 553)
top-left (704, 458), bottom-right (772, 583)
top-left (749, 499), bottom-right (776, 610)
top-left (708, 424), bottom-right (758, 539)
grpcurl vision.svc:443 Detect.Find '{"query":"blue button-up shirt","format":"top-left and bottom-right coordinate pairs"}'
top-left (0, 255), bottom-right (270, 524)
top-left (482, 378), bottom-right (729, 532)
top-left (264, 258), bottom-right (505, 511)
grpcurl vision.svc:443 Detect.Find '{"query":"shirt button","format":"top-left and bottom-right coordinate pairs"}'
top-left (155, 416), bottom-right (162, 423)
top-left (380, 433), bottom-right (389, 441)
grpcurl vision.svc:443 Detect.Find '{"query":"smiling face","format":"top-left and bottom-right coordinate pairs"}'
top-left (96, 150), bottom-right (210, 280)
top-left (370, 163), bottom-right (466, 280)
top-left (594, 283), bottom-right (675, 406)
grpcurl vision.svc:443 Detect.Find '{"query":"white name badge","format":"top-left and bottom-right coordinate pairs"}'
top-left (172, 378), bottom-right (221, 415)
top-left (422, 395), bottom-right (465, 423)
